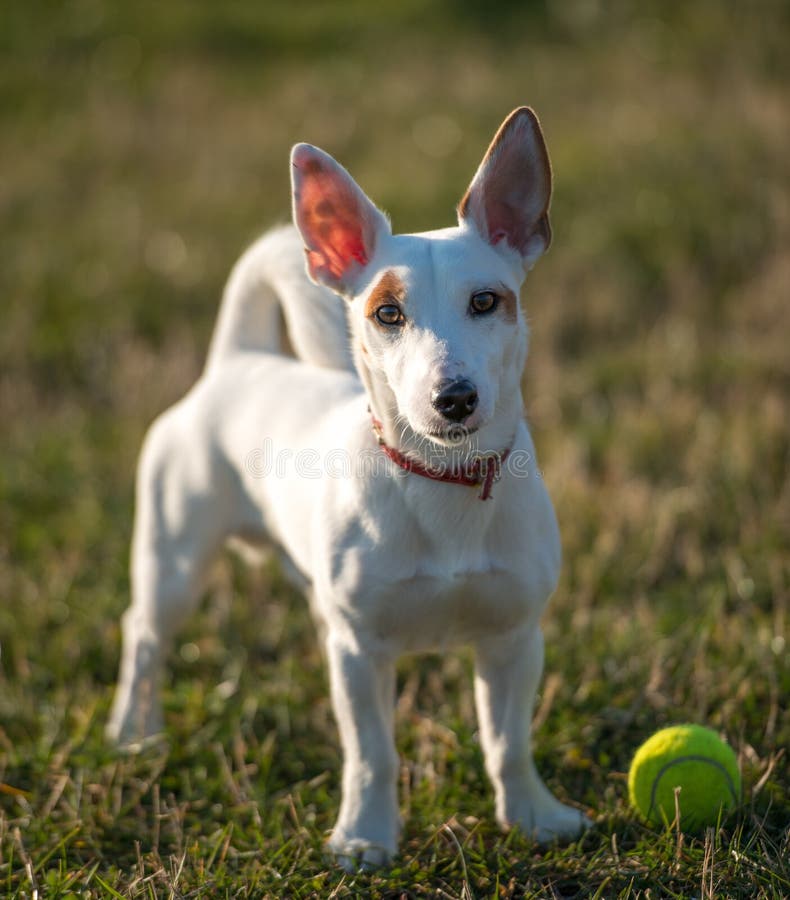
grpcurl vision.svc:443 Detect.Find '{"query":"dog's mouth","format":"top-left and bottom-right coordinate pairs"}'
top-left (424, 424), bottom-right (479, 446)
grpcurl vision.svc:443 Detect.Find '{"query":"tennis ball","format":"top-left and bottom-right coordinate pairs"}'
top-left (628, 724), bottom-right (740, 830)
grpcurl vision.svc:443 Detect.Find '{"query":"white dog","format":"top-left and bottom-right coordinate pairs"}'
top-left (107, 107), bottom-right (588, 866)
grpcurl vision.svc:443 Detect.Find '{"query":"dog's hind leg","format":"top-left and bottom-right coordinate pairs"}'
top-left (474, 624), bottom-right (589, 843)
top-left (107, 408), bottom-right (226, 747)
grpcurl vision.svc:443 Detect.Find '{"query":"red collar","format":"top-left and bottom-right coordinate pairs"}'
top-left (370, 414), bottom-right (511, 501)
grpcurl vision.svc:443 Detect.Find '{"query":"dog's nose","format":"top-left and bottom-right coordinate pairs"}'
top-left (431, 378), bottom-right (479, 423)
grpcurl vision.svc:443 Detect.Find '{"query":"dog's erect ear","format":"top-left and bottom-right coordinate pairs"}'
top-left (291, 144), bottom-right (390, 296)
top-left (458, 107), bottom-right (552, 269)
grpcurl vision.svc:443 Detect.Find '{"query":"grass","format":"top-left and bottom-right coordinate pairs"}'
top-left (1, 1), bottom-right (788, 896)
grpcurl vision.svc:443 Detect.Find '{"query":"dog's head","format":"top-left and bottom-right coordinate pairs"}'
top-left (291, 108), bottom-right (552, 450)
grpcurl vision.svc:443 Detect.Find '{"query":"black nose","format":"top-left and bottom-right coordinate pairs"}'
top-left (431, 378), bottom-right (479, 423)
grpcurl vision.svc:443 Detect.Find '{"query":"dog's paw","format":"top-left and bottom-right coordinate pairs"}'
top-left (106, 695), bottom-right (165, 750)
top-left (505, 795), bottom-right (591, 844)
top-left (532, 801), bottom-right (591, 844)
top-left (106, 726), bottom-right (168, 755)
top-left (328, 835), bottom-right (395, 871)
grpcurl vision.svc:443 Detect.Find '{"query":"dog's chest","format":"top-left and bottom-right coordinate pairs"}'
top-left (319, 452), bottom-right (560, 652)
top-left (362, 567), bottom-right (536, 652)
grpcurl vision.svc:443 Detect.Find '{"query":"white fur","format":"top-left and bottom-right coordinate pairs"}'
top-left (107, 108), bottom-right (588, 868)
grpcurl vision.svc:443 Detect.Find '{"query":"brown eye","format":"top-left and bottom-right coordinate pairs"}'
top-left (374, 304), bottom-right (404, 326)
top-left (470, 291), bottom-right (498, 315)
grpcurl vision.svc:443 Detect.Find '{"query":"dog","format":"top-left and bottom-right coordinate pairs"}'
top-left (107, 107), bottom-right (589, 867)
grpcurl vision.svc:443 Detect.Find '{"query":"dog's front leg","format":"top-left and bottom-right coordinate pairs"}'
top-left (325, 630), bottom-right (399, 869)
top-left (474, 624), bottom-right (588, 843)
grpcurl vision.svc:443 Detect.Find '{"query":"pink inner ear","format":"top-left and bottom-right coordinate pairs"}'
top-left (485, 194), bottom-right (536, 254)
top-left (295, 157), bottom-right (370, 282)
top-left (481, 136), bottom-right (545, 253)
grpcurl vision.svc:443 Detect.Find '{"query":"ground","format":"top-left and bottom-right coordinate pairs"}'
top-left (0, 2), bottom-right (788, 897)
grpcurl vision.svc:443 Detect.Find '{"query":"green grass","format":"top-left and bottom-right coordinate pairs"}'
top-left (1, 1), bottom-right (788, 896)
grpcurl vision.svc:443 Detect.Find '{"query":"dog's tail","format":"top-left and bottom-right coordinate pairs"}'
top-left (205, 225), bottom-right (354, 374)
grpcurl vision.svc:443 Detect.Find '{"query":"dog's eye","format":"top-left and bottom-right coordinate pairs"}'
top-left (470, 291), bottom-right (498, 315)
top-left (374, 304), bottom-right (405, 326)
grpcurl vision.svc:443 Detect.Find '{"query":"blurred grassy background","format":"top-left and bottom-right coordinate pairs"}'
top-left (1, 1), bottom-right (788, 896)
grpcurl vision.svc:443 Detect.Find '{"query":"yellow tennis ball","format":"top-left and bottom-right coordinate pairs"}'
top-left (628, 724), bottom-right (741, 830)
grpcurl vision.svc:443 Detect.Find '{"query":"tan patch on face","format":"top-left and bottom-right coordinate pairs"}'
top-left (364, 270), bottom-right (406, 320)
top-left (500, 287), bottom-right (518, 322)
